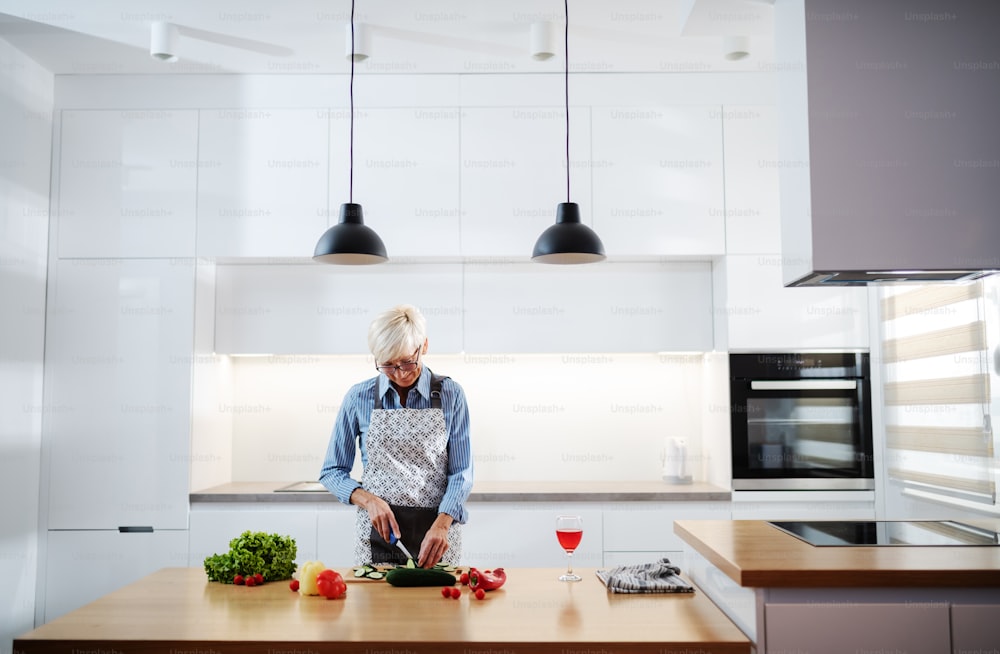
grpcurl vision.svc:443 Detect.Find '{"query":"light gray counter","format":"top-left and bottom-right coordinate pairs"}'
top-left (189, 480), bottom-right (731, 504)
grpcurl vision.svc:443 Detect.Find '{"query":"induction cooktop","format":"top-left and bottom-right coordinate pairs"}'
top-left (769, 520), bottom-right (1000, 547)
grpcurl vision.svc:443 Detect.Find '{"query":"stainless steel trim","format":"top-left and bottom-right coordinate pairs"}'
top-left (733, 478), bottom-right (875, 491)
top-left (750, 380), bottom-right (858, 391)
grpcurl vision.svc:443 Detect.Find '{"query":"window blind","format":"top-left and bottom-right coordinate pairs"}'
top-left (878, 280), bottom-right (998, 508)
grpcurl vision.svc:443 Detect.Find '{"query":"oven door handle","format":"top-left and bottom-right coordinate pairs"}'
top-left (750, 380), bottom-right (858, 390)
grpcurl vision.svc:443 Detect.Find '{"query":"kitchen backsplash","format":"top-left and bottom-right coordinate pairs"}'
top-left (193, 351), bottom-right (730, 489)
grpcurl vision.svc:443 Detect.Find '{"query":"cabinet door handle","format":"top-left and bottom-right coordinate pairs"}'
top-left (750, 380), bottom-right (857, 390)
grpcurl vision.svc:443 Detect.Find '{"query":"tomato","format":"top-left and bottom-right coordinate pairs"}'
top-left (475, 588), bottom-right (486, 600)
top-left (441, 587), bottom-right (451, 598)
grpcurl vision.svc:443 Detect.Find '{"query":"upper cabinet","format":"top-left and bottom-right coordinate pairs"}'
top-left (214, 263), bottom-right (464, 355)
top-left (196, 109), bottom-right (329, 258)
top-left (330, 108), bottom-right (462, 258)
top-left (213, 260), bottom-right (713, 354)
top-left (719, 254), bottom-right (869, 351)
top-left (591, 106), bottom-right (725, 256)
top-left (57, 110), bottom-right (198, 258)
top-left (463, 261), bottom-right (714, 353)
top-left (721, 106), bottom-right (781, 255)
top-left (459, 107), bottom-right (593, 258)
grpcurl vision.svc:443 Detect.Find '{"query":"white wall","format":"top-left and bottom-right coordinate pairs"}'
top-left (0, 37), bottom-right (53, 652)
top-left (221, 352), bottom-right (720, 485)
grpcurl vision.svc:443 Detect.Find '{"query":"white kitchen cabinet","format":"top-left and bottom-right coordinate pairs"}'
top-left (316, 505), bottom-right (361, 566)
top-left (42, 529), bottom-right (188, 623)
top-left (463, 261), bottom-right (714, 353)
top-left (603, 502), bottom-right (731, 568)
top-left (591, 105), bottom-right (724, 257)
top-left (718, 254), bottom-right (870, 350)
top-left (730, 491), bottom-right (876, 521)
top-left (57, 109), bottom-right (198, 258)
top-left (460, 505), bottom-right (603, 569)
top-left (329, 107), bottom-right (461, 258)
top-left (459, 106), bottom-right (594, 258)
top-left (196, 109), bottom-right (329, 258)
top-left (720, 106), bottom-right (781, 255)
top-left (43, 259), bottom-right (194, 530)
top-left (213, 262), bottom-right (464, 354)
top-left (188, 508), bottom-right (319, 569)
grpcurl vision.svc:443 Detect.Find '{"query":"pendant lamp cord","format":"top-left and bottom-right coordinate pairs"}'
top-left (349, 0), bottom-right (356, 204)
top-left (564, 0), bottom-right (570, 203)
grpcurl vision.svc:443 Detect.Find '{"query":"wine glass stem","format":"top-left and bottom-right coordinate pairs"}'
top-left (566, 552), bottom-right (573, 576)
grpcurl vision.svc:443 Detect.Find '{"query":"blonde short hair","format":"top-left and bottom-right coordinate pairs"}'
top-left (368, 304), bottom-right (427, 365)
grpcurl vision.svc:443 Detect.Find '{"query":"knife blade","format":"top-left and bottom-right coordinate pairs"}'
top-left (389, 532), bottom-right (417, 564)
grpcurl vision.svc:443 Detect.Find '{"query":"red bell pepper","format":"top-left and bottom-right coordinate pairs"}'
top-left (468, 567), bottom-right (506, 591)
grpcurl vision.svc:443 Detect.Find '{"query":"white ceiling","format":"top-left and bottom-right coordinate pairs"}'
top-left (0, 0), bottom-right (774, 76)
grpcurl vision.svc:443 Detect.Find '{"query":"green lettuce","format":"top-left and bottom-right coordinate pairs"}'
top-left (203, 530), bottom-right (298, 583)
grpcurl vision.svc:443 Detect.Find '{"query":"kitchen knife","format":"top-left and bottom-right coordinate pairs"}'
top-left (389, 532), bottom-right (417, 564)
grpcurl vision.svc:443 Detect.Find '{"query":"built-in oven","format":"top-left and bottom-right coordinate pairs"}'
top-left (730, 352), bottom-right (874, 490)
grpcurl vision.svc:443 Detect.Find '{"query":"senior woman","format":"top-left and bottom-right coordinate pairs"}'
top-left (320, 304), bottom-right (473, 568)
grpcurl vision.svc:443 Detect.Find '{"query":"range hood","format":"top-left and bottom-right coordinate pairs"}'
top-left (791, 270), bottom-right (994, 287)
top-left (775, 0), bottom-right (1000, 287)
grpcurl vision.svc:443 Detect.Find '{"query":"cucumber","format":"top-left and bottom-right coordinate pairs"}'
top-left (384, 567), bottom-right (456, 587)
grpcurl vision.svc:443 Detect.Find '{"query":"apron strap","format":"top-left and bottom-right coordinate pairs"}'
top-left (429, 373), bottom-right (447, 409)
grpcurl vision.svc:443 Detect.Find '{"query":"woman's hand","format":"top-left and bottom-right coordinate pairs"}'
top-left (350, 488), bottom-right (399, 544)
top-left (418, 514), bottom-right (453, 568)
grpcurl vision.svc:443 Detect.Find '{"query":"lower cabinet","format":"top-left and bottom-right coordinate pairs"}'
top-left (951, 604), bottom-right (1000, 653)
top-left (316, 505), bottom-right (357, 566)
top-left (459, 504), bottom-right (604, 569)
top-left (42, 529), bottom-right (189, 623)
top-left (730, 491), bottom-right (876, 521)
top-left (187, 508), bottom-right (320, 569)
top-left (603, 502), bottom-right (731, 569)
top-left (765, 603), bottom-right (952, 654)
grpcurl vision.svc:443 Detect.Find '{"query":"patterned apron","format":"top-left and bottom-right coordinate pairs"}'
top-left (354, 374), bottom-right (462, 565)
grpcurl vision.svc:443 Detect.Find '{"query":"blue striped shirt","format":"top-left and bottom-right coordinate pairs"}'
top-left (319, 367), bottom-right (473, 524)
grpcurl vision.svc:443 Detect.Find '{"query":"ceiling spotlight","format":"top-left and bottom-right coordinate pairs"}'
top-left (723, 35), bottom-right (750, 61)
top-left (530, 21), bottom-right (555, 61)
top-left (345, 22), bottom-right (370, 62)
top-left (150, 21), bottom-right (179, 62)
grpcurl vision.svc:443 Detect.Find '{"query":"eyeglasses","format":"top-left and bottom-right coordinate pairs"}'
top-left (375, 347), bottom-right (421, 374)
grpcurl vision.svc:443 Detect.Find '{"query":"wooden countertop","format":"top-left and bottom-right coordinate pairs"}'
top-left (191, 480), bottom-right (732, 503)
top-left (675, 520), bottom-right (1000, 588)
top-left (15, 567), bottom-right (750, 654)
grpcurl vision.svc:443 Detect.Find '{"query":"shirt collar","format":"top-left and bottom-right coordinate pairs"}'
top-left (377, 366), bottom-right (431, 402)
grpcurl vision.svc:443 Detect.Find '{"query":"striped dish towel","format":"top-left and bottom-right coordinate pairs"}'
top-left (595, 558), bottom-right (694, 594)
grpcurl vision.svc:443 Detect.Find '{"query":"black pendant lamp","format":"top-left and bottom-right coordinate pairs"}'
top-left (313, 0), bottom-right (387, 265)
top-left (531, 0), bottom-right (606, 265)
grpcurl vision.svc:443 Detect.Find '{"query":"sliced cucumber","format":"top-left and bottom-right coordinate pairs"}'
top-left (366, 571), bottom-right (384, 580)
top-left (353, 568), bottom-right (367, 578)
top-left (404, 558), bottom-right (416, 568)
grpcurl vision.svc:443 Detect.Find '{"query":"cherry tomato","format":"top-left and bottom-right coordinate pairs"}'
top-left (441, 587), bottom-right (451, 598)
top-left (475, 588), bottom-right (486, 600)
top-left (450, 586), bottom-right (461, 599)
top-left (289, 580), bottom-right (300, 592)
top-left (459, 572), bottom-right (470, 585)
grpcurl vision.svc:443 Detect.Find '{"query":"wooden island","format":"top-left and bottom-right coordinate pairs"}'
top-left (675, 520), bottom-right (1000, 654)
top-left (14, 566), bottom-right (750, 654)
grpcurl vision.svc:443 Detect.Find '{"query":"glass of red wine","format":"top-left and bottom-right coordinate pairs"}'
top-left (555, 515), bottom-right (583, 581)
